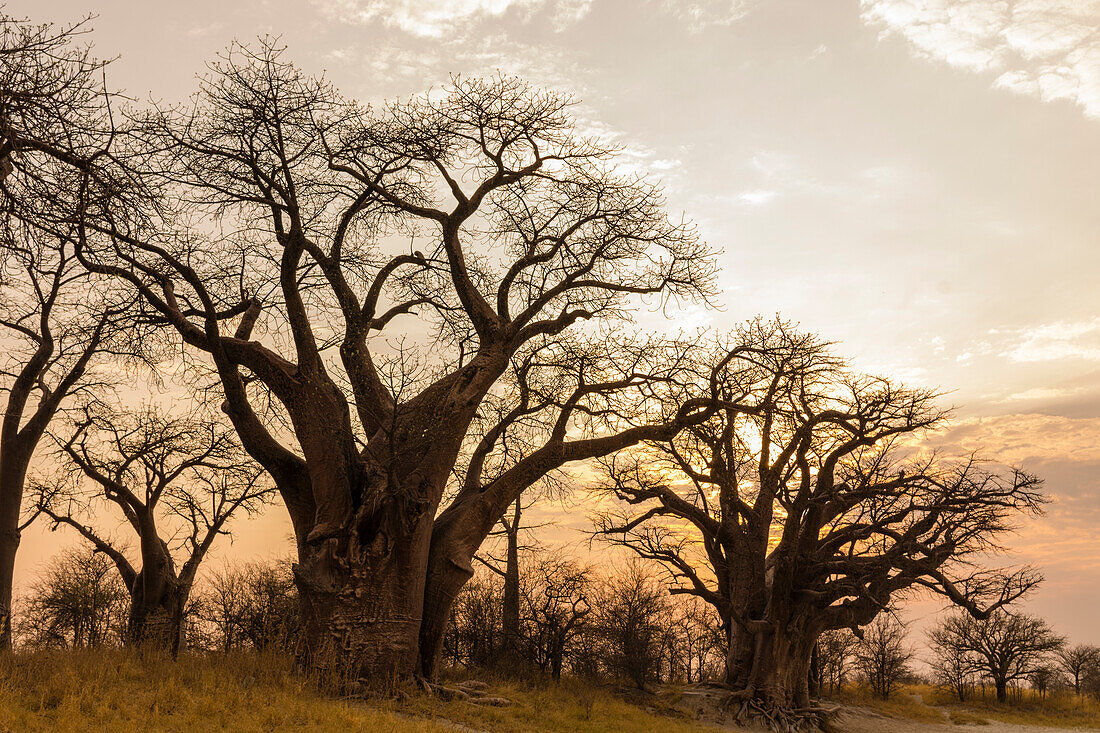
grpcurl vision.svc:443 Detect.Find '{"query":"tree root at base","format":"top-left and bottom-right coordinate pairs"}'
top-left (721, 692), bottom-right (840, 733)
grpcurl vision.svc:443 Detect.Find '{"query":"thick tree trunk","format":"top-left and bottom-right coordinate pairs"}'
top-left (295, 498), bottom-right (435, 681)
top-left (726, 616), bottom-right (821, 710)
top-left (995, 680), bottom-right (1007, 703)
top-left (128, 575), bottom-right (186, 653)
top-left (127, 533), bottom-right (186, 653)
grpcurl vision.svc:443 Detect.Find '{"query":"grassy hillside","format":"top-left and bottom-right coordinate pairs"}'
top-left (0, 649), bottom-right (724, 733)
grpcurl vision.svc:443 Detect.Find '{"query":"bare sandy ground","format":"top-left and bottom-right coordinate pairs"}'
top-left (831, 705), bottom-right (1093, 733)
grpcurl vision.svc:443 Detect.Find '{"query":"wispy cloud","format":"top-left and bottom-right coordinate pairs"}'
top-left (657, 0), bottom-right (756, 32)
top-left (997, 317), bottom-right (1100, 362)
top-left (312, 0), bottom-right (593, 37)
top-left (860, 0), bottom-right (1100, 119)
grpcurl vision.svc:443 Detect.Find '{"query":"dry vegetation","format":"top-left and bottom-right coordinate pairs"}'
top-left (0, 648), bottom-right (728, 733)
top-left (827, 683), bottom-right (1100, 729)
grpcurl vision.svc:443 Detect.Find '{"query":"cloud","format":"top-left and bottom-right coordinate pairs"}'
top-left (860, 0), bottom-right (1100, 118)
top-left (927, 412), bottom-right (1100, 464)
top-left (657, 0), bottom-right (756, 32)
top-left (738, 189), bottom-right (780, 205)
top-left (313, 0), bottom-right (593, 36)
top-left (997, 317), bottom-right (1100, 362)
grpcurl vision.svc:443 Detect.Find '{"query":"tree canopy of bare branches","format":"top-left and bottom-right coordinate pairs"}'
top-left (33, 403), bottom-right (271, 652)
top-left (11, 29), bottom-right (719, 678)
top-left (928, 611), bottom-right (1065, 703)
top-left (593, 318), bottom-right (1046, 714)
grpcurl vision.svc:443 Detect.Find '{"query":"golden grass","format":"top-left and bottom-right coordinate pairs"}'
top-left (937, 688), bottom-right (1100, 729)
top-left (0, 648), bottom-right (444, 733)
top-left (824, 684), bottom-right (946, 724)
top-left (0, 649), bottom-right (725, 733)
top-left (830, 683), bottom-right (1100, 730)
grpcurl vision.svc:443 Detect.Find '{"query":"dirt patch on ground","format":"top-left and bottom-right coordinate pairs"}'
top-left (829, 704), bottom-right (1089, 733)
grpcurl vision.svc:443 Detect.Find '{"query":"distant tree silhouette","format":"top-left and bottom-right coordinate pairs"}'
top-left (1058, 644), bottom-right (1100, 697)
top-left (593, 318), bottom-right (1046, 724)
top-left (33, 403), bottom-right (271, 652)
top-left (928, 618), bottom-right (980, 702)
top-left (194, 560), bottom-right (299, 653)
top-left (818, 629), bottom-right (859, 693)
top-left (928, 611), bottom-right (1064, 703)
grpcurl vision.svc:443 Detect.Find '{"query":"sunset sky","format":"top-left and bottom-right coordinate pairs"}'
top-left (18, 0), bottom-right (1100, 644)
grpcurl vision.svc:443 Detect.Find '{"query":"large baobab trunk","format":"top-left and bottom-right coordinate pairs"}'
top-left (737, 626), bottom-right (819, 708)
top-left (295, 512), bottom-right (434, 680)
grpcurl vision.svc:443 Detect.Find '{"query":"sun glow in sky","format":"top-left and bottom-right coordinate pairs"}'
top-left (16, 0), bottom-right (1100, 643)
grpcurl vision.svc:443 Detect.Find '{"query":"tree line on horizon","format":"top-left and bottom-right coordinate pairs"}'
top-left (0, 10), bottom-right (1058, 729)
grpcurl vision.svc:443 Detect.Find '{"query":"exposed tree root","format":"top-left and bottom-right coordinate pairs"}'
top-left (721, 692), bottom-right (839, 732)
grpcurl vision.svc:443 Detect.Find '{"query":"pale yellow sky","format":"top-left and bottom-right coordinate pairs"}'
top-left (15, 0), bottom-right (1100, 644)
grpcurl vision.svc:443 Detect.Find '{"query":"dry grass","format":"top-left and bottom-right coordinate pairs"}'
top-left (0, 649), bottom-right (725, 733)
top-left (401, 671), bottom-right (726, 732)
top-left (824, 684), bottom-right (946, 724)
top-left (829, 683), bottom-right (1100, 729)
top-left (0, 648), bottom-right (444, 733)
top-left (925, 685), bottom-right (1100, 729)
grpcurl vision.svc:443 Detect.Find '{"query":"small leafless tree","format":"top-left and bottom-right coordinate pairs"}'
top-left (443, 574), bottom-right (502, 670)
top-left (928, 620), bottom-right (981, 702)
top-left (818, 629), bottom-right (860, 693)
top-left (33, 403), bottom-right (272, 653)
top-left (194, 559), bottom-right (298, 652)
top-left (594, 561), bottom-right (670, 690)
top-left (1058, 644), bottom-right (1100, 696)
top-left (519, 553), bottom-right (590, 680)
top-left (1029, 665), bottom-right (1057, 699)
top-left (853, 615), bottom-right (912, 700)
top-left (928, 611), bottom-right (1065, 703)
top-left (15, 546), bottom-right (127, 648)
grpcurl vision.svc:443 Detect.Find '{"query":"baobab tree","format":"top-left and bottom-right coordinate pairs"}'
top-left (33, 404), bottom-right (271, 652)
top-left (0, 13), bottom-right (141, 651)
top-left (593, 319), bottom-right (1046, 725)
top-left (35, 36), bottom-right (717, 678)
top-left (929, 611), bottom-right (1064, 703)
top-left (0, 227), bottom-right (138, 649)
